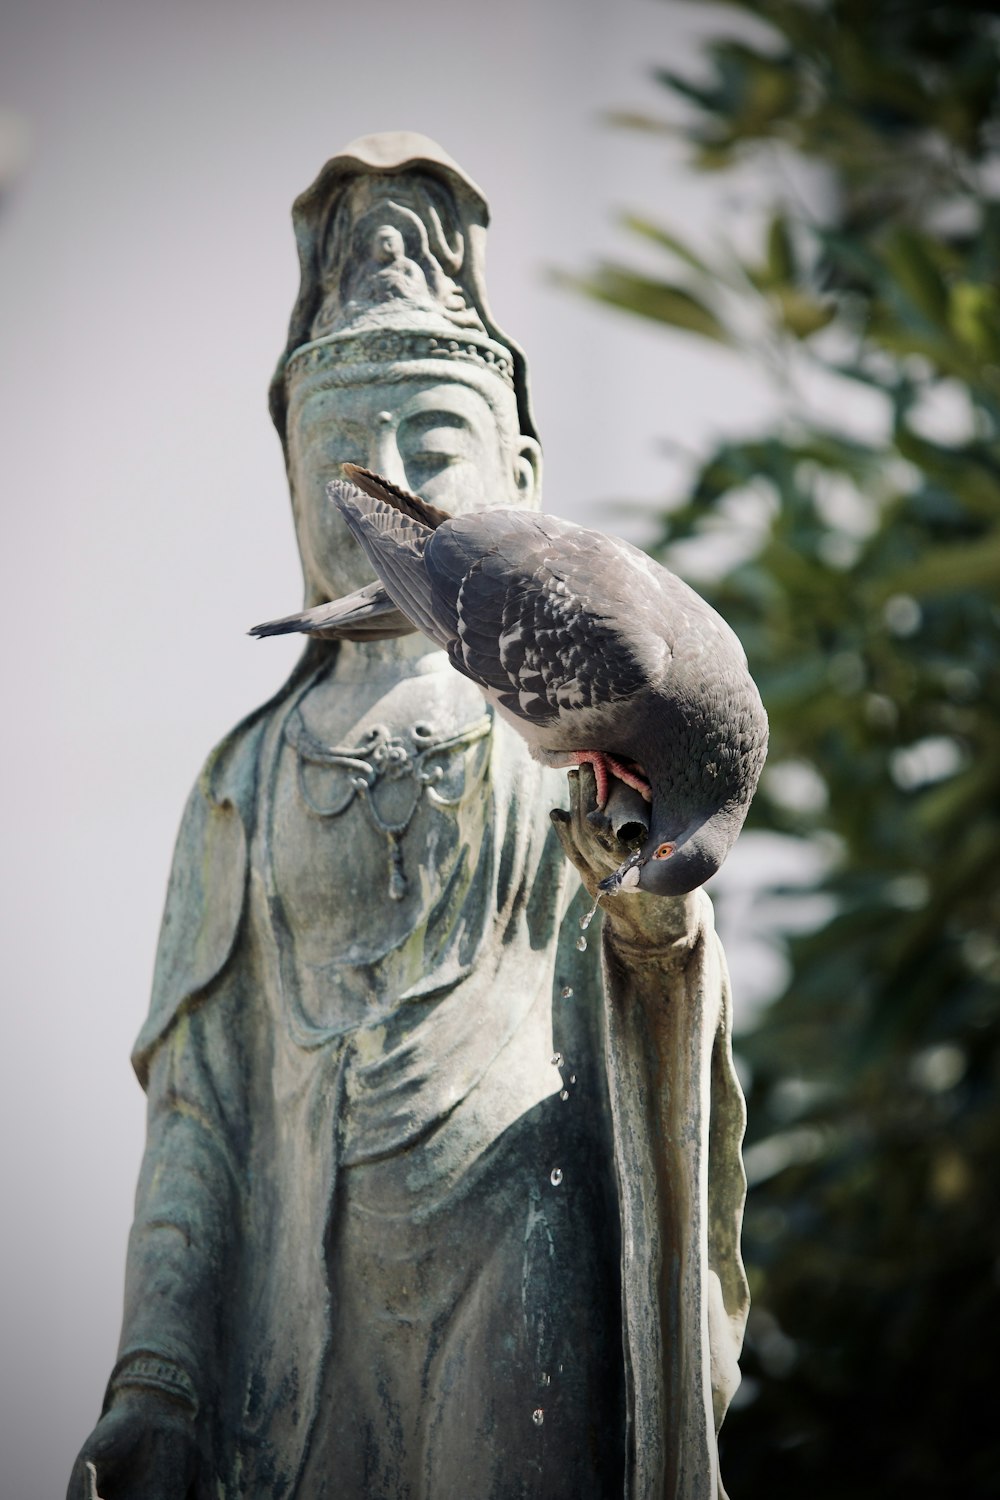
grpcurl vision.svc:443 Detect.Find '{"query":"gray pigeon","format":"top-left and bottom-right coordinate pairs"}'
top-left (255, 464), bottom-right (768, 897)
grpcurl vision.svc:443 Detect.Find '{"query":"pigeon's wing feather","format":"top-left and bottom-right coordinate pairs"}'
top-left (249, 581), bottom-right (414, 641)
top-left (329, 480), bottom-right (456, 648)
top-left (340, 464), bottom-right (453, 529)
top-left (425, 513), bottom-right (656, 721)
top-left (331, 483), bottom-right (671, 726)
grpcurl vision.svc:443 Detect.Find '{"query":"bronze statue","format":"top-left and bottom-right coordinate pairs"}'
top-left (68, 133), bottom-right (749, 1500)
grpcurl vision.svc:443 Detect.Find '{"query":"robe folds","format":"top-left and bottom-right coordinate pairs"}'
top-left (115, 660), bottom-right (749, 1500)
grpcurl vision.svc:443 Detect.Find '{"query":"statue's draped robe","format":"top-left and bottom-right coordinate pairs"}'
top-left (115, 660), bottom-right (748, 1500)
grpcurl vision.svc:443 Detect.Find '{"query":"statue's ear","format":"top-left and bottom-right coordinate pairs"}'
top-left (513, 436), bottom-right (541, 507)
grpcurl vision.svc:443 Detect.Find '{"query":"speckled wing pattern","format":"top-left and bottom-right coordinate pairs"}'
top-left (328, 480), bottom-right (451, 650)
top-left (331, 479), bottom-right (667, 728)
top-left (427, 512), bottom-right (661, 723)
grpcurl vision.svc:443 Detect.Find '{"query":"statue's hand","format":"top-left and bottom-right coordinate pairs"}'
top-left (66, 1389), bottom-right (197, 1500)
top-left (550, 767), bottom-right (697, 950)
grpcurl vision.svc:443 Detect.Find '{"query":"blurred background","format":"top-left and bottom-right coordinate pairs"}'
top-left (2, 1), bottom-right (998, 1495)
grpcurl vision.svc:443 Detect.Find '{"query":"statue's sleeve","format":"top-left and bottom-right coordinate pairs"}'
top-left (600, 890), bottom-right (749, 1500)
top-left (107, 726), bottom-right (260, 1416)
top-left (109, 970), bottom-right (249, 1417)
top-left (132, 737), bottom-right (252, 1085)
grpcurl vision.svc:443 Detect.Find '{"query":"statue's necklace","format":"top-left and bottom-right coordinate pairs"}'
top-left (284, 709), bottom-right (492, 900)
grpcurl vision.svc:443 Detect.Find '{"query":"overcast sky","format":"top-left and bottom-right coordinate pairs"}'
top-left (0, 2), bottom-right (795, 1490)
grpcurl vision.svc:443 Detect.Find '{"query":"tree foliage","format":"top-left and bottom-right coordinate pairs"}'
top-left (580, 4), bottom-right (1000, 1494)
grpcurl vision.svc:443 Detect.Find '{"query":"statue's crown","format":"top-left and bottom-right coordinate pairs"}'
top-left (271, 133), bottom-right (535, 446)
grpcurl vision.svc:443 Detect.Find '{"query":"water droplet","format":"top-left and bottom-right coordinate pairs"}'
top-left (550, 1051), bottom-right (563, 1068)
top-left (540, 1372), bottom-right (551, 1387)
top-left (569, 1074), bottom-right (576, 1085)
top-left (579, 895), bottom-right (601, 931)
top-left (532, 1407), bottom-right (544, 1427)
top-left (560, 985), bottom-right (573, 999)
top-left (550, 1167), bottom-right (563, 1186)
top-left (560, 1089), bottom-right (569, 1101)
top-left (575, 936), bottom-right (588, 952)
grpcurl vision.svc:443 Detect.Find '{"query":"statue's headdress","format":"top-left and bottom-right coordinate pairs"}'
top-left (270, 132), bottom-right (537, 453)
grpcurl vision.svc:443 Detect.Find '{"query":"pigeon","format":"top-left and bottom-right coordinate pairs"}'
top-left (253, 464), bottom-right (768, 897)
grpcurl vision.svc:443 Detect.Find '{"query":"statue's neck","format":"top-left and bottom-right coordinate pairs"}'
top-left (330, 633), bottom-right (449, 686)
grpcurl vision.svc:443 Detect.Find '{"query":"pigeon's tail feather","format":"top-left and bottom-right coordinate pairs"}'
top-left (341, 464), bottom-right (452, 530)
top-left (249, 581), bottom-right (415, 642)
top-left (328, 479), bottom-right (453, 650)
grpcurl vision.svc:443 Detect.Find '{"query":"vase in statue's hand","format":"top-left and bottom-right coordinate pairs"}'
top-left (551, 766), bottom-right (699, 952)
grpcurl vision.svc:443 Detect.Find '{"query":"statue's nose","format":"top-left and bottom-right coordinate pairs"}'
top-left (367, 421), bottom-right (408, 488)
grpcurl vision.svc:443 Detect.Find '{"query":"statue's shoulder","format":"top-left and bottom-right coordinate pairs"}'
top-left (130, 690), bottom-right (288, 1084)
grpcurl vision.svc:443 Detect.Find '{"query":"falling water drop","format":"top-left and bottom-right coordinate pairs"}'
top-left (560, 1089), bottom-right (569, 1102)
top-left (579, 895), bottom-right (601, 931)
top-left (569, 1074), bottom-right (576, 1085)
top-left (560, 986), bottom-right (574, 999)
top-left (550, 1167), bottom-right (563, 1186)
top-left (550, 1052), bottom-right (563, 1068)
top-left (532, 1408), bottom-right (545, 1427)
top-left (540, 1372), bottom-right (551, 1387)
top-left (575, 936), bottom-right (588, 952)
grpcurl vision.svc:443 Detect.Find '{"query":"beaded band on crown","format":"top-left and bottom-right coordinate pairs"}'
top-left (284, 329), bottom-right (516, 391)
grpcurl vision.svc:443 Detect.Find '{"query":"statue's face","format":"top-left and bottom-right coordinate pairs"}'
top-left (286, 374), bottom-right (540, 602)
top-left (375, 225), bottom-right (404, 262)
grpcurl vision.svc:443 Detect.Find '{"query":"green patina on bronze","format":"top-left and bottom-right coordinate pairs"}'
top-left (69, 133), bottom-right (748, 1500)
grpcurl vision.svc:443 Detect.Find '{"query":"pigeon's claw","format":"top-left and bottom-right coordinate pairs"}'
top-left (569, 751), bottom-right (612, 808)
top-left (605, 755), bottom-right (652, 803)
top-left (568, 751), bottom-right (652, 809)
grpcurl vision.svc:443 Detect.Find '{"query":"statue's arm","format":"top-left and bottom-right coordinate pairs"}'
top-left (551, 766), bottom-right (749, 1499)
top-left (68, 976), bottom-right (248, 1498)
top-left (68, 764), bottom-right (252, 1500)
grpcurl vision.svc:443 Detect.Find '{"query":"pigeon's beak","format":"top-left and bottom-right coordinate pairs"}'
top-left (598, 850), bottom-right (645, 895)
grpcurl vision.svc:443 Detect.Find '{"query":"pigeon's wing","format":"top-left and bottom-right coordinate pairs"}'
top-left (331, 482), bottom-right (667, 724)
top-left (249, 581), bottom-right (414, 642)
top-left (341, 464), bottom-right (452, 529)
top-left (328, 479), bottom-right (454, 649)
top-left (424, 512), bottom-right (657, 723)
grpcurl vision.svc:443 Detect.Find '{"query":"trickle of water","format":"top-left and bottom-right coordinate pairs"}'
top-left (575, 936), bottom-right (588, 952)
top-left (532, 1408), bottom-right (545, 1427)
top-left (540, 1372), bottom-right (551, 1387)
top-left (550, 1167), bottom-right (563, 1186)
top-left (560, 986), bottom-right (574, 999)
top-left (579, 894), bottom-right (601, 931)
top-left (560, 1089), bottom-right (569, 1102)
top-left (550, 1051), bottom-right (563, 1068)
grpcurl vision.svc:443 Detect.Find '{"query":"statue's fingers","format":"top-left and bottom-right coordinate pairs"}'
top-left (67, 1456), bottom-right (107, 1500)
top-left (576, 763), bottom-right (601, 820)
top-left (549, 808), bottom-right (584, 869)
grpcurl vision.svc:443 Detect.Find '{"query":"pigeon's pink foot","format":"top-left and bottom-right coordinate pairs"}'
top-left (605, 755), bottom-right (653, 803)
top-left (569, 751), bottom-right (652, 808)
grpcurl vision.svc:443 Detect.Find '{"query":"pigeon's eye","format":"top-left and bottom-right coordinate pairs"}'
top-left (653, 842), bottom-right (675, 860)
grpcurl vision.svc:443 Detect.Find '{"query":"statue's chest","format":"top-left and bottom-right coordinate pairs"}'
top-left (268, 670), bottom-right (493, 978)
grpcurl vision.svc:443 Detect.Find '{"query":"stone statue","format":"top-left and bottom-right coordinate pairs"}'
top-left (67, 133), bottom-right (749, 1500)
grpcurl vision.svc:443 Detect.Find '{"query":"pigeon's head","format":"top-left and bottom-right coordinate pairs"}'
top-left (598, 808), bottom-right (743, 899)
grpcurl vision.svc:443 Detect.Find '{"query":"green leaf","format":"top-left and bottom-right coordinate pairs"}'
top-left (619, 214), bottom-right (713, 277)
top-left (567, 264), bottom-right (732, 343)
top-left (880, 228), bottom-right (950, 326)
top-left (949, 281), bottom-right (1000, 362)
top-left (774, 287), bottom-right (836, 339)
top-left (767, 214), bottom-right (795, 285)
